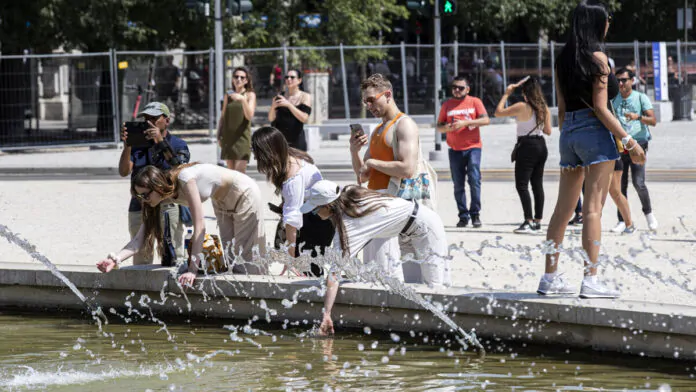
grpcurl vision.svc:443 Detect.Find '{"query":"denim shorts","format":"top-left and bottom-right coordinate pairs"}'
top-left (559, 108), bottom-right (619, 168)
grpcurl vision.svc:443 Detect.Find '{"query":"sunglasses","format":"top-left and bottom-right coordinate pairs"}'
top-left (233, 74), bottom-right (247, 80)
top-left (362, 90), bottom-right (388, 106)
top-left (617, 78), bottom-right (631, 84)
top-left (136, 189), bottom-right (154, 201)
top-left (452, 85), bottom-right (468, 91)
top-left (285, 75), bottom-right (297, 80)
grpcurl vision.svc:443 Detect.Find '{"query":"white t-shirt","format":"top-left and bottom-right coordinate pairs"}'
top-left (333, 197), bottom-right (415, 257)
top-left (282, 161), bottom-right (323, 229)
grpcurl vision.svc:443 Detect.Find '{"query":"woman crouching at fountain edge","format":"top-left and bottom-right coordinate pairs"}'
top-left (299, 180), bottom-right (452, 335)
top-left (96, 163), bottom-right (267, 285)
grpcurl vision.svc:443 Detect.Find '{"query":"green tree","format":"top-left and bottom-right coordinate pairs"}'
top-left (0, 0), bottom-right (61, 54)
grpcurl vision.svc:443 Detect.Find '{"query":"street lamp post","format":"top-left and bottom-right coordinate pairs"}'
top-left (429, 0), bottom-right (446, 161)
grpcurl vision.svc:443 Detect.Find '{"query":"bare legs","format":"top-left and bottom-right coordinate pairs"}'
top-left (608, 169), bottom-right (633, 227)
top-left (544, 161), bottom-right (614, 276)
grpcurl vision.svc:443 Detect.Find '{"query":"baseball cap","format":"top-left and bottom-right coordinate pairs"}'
top-left (138, 102), bottom-right (170, 118)
top-left (299, 180), bottom-right (341, 214)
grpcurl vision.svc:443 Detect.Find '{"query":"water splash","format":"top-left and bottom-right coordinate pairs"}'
top-left (0, 224), bottom-right (107, 325)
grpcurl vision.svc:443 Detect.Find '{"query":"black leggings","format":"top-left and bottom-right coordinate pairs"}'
top-left (514, 136), bottom-right (548, 220)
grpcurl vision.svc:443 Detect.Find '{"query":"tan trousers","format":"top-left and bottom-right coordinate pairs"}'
top-left (128, 203), bottom-right (185, 265)
top-left (212, 181), bottom-right (267, 274)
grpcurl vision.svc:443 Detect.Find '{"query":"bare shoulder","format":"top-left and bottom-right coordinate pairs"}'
top-left (592, 51), bottom-right (608, 61)
top-left (398, 115), bottom-right (418, 133)
top-left (592, 51), bottom-right (610, 71)
top-left (301, 92), bottom-right (312, 106)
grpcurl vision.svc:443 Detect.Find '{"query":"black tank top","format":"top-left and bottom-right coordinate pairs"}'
top-left (562, 46), bottom-right (619, 112)
top-left (272, 103), bottom-right (312, 151)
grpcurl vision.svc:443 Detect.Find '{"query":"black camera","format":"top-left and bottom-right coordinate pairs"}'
top-left (124, 121), bottom-right (152, 148)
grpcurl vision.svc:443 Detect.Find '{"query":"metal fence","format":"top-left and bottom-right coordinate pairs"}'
top-left (1, 41), bottom-right (694, 150)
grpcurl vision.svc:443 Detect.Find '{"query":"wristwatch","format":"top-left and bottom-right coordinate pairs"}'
top-left (621, 135), bottom-right (633, 147)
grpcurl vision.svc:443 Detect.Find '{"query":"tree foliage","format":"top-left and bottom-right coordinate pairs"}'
top-left (1, 0), bottom-right (691, 55)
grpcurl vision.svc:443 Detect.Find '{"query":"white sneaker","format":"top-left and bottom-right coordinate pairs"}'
top-left (646, 213), bottom-right (658, 231)
top-left (610, 221), bottom-right (626, 234)
top-left (579, 277), bottom-right (620, 299)
top-left (537, 274), bottom-right (575, 295)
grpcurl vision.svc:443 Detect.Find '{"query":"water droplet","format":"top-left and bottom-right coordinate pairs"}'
top-left (363, 326), bottom-right (372, 335)
top-left (381, 356), bottom-right (389, 363)
top-left (305, 363), bottom-right (312, 370)
top-left (390, 333), bottom-right (401, 342)
top-left (357, 344), bottom-right (364, 351)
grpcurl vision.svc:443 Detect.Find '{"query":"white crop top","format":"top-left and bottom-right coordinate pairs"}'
top-left (176, 163), bottom-right (224, 204)
top-left (516, 112), bottom-right (543, 137)
top-left (282, 161), bottom-right (323, 229)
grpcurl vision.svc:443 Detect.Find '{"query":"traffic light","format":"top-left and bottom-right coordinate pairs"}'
top-left (227, 0), bottom-right (253, 16)
top-left (441, 0), bottom-right (457, 15)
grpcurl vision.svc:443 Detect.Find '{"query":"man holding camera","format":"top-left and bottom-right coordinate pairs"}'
top-left (118, 102), bottom-right (190, 265)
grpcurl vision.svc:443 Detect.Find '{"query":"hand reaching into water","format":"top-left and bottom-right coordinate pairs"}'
top-left (319, 313), bottom-right (334, 336)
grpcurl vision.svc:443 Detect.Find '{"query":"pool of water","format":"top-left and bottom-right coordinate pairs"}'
top-left (0, 311), bottom-right (692, 391)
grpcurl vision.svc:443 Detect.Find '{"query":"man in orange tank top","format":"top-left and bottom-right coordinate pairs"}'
top-left (437, 76), bottom-right (490, 228)
top-left (348, 73), bottom-right (422, 283)
top-left (349, 74), bottom-right (419, 192)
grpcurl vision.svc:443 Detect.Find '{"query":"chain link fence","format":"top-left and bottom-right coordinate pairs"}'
top-left (1, 41), bottom-right (694, 151)
top-left (0, 52), bottom-right (117, 150)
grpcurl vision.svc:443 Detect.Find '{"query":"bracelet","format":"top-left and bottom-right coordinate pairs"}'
top-left (107, 253), bottom-right (120, 269)
top-left (626, 141), bottom-right (638, 151)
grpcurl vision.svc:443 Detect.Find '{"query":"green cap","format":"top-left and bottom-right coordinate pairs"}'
top-left (138, 102), bottom-right (170, 118)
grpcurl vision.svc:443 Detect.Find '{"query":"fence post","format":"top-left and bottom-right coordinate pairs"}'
top-left (400, 41), bottom-right (409, 115)
top-left (209, 47), bottom-right (215, 139)
top-left (550, 41), bottom-right (556, 107)
top-left (339, 43), bottom-right (350, 120)
top-left (282, 44), bottom-right (288, 74)
top-left (500, 41), bottom-right (507, 92)
top-left (633, 40), bottom-right (640, 89)
top-left (676, 40), bottom-right (682, 82)
top-left (538, 38), bottom-right (543, 78)
top-left (453, 40), bottom-right (459, 77)
top-left (109, 49), bottom-right (120, 145)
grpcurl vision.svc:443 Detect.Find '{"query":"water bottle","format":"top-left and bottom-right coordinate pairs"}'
top-left (184, 229), bottom-right (193, 258)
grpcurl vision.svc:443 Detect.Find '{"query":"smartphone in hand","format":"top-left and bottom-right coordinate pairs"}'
top-left (349, 124), bottom-right (365, 138)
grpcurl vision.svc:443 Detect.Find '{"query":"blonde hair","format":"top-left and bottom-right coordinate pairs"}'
top-left (360, 73), bottom-right (392, 92)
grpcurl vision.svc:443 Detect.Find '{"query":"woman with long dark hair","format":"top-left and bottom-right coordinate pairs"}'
top-left (251, 126), bottom-right (334, 276)
top-left (537, 0), bottom-right (645, 299)
top-left (218, 66), bottom-right (256, 173)
top-left (96, 163), bottom-right (267, 284)
top-left (268, 69), bottom-right (312, 151)
top-left (298, 181), bottom-right (450, 335)
top-left (495, 76), bottom-right (552, 234)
